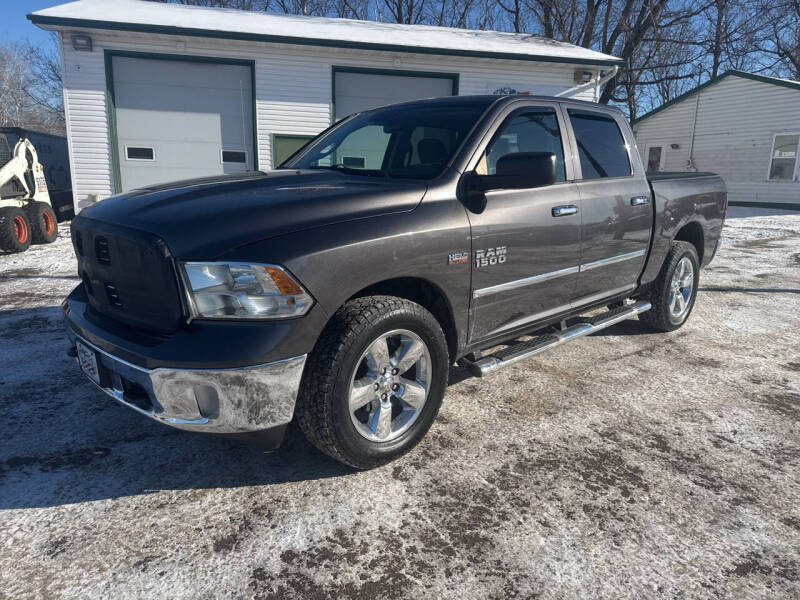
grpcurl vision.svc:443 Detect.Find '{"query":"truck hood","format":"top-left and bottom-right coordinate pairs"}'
top-left (77, 171), bottom-right (428, 258)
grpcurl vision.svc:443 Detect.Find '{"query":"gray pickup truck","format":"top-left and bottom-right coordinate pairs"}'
top-left (64, 95), bottom-right (726, 468)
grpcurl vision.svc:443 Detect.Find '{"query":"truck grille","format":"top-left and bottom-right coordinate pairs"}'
top-left (95, 236), bottom-right (111, 264)
top-left (70, 217), bottom-right (185, 334)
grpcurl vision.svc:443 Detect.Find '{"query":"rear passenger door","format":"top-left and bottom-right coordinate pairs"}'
top-left (564, 107), bottom-right (652, 304)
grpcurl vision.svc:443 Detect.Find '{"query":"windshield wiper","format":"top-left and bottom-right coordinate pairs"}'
top-left (308, 164), bottom-right (387, 177)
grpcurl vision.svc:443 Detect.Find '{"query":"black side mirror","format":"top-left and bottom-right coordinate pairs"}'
top-left (468, 152), bottom-right (557, 193)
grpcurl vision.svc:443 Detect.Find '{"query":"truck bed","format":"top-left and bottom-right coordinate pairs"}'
top-left (640, 171), bottom-right (727, 287)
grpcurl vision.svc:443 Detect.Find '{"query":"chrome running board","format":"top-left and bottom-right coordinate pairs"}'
top-left (460, 300), bottom-right (651, 377)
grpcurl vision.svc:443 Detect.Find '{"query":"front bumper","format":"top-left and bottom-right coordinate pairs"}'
top-left (68, 331), bottom-right (306, 439)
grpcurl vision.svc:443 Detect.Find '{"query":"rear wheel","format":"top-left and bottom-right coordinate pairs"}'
top-left (640, 241), bottom-right (700, 332)
top-left (24, 202), bottom-right (58, 244)
top-left (0, 207), bottom-right (32, 253)
top-left (296, 296), bottom-right (449, 469)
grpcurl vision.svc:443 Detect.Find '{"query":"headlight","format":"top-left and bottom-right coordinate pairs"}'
top-left (181, 262), bottom-right (313, 319)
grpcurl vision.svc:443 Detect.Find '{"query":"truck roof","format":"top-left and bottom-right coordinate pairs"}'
top-left (354, 94), bottom-right (621, 115)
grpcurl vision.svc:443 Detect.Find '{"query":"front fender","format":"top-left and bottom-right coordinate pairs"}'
top-left (219, 194), bottom-right (472, 356)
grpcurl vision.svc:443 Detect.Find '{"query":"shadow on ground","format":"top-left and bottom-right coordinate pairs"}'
top-left (0, 304), bottom-right (480, 510)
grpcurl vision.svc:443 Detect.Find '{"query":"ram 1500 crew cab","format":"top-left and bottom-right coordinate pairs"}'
top-left (64, 95), bottom-right (726, 468)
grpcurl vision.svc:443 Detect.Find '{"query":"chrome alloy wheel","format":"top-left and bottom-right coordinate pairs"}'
top-left (669, 256), bottom-right (694, 319)
top-left (348, 329), bottom-right (431, 443)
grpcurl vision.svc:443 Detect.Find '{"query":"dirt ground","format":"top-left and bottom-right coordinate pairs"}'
top-left (1, 207), bottom-right (798, 599)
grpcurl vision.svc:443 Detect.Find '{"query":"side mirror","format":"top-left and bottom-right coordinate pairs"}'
top-left (468, 152), bottom-right (557, 192)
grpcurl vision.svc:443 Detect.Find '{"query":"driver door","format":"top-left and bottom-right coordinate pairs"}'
top-left (466, 102), bottom-right (582, 342)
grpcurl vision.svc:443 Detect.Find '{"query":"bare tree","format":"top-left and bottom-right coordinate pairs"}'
top-left (761, 0), bottom-right (800, 78)
top-left (132, 0), bottom-right (796, 116)
top-left (378, 0), bottom-right (426, 22)
top-left (0, 35), bottom-right (65, 134)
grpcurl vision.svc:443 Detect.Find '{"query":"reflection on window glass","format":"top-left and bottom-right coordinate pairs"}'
top-left (568, 110), bottom-right (631, 179)
top-left (769, 134), bottom-right (799, 181)
top-left (480, 109), bottom-right (566, 182)
top-left (285, 102), bottom-right (488, 179)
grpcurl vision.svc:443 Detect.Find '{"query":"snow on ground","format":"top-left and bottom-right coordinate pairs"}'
top-left (0, 208), bottom-right (798, 599)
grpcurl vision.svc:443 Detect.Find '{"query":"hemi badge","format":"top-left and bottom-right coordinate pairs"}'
top-left (448, 252), bottom-right (469, 265)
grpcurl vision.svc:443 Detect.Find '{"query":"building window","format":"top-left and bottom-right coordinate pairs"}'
top-left (125, 146), bottom-right (155, 161)
top-left (646, 146), bottom-right (663, 172)
top-left (221, 149), bottom-right (247, 164)
top-left (273, 135), bottom-right (315, 168)
top-left (568, 110), bottom-right (631, 179)
top-left (769, 134), bottom-right (799, 181)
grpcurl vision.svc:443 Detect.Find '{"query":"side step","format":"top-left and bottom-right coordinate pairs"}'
top-left (460, 300), bottom-right (651, 378)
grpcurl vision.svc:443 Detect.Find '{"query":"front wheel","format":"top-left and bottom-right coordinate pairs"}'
top-left (639, 241), bottom-right (700, 332)
top-left (296, 296), bottom-right (449, 469)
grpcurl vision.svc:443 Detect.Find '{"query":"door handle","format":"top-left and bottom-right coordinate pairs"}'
top-left (552, 205), bottom-right (578, 217)
top-left (630, 196), bottom-right (650, 206)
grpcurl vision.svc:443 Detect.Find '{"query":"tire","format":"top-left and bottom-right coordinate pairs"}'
top-left (0, 207), bottom-right (32, 253)
top-left (639, 241), bottom-right (700, 332)
top-left (23, 202), bottom-right (58, 244)
top-left (296, 295), bottom-right (449, 469)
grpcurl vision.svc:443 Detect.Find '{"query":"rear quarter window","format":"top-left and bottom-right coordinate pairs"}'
top-left (568, 110), bottom-right (632, 179)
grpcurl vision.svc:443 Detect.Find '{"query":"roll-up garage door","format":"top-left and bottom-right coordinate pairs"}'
top-left (333, 69), bottom-right (457, 121)
top-left (112, 56), bottom-right (254, 191)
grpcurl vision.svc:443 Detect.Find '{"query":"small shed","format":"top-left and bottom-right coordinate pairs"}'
top-left (632, 71), bottom-right (800, 208)
top-left (29, 0), bottom-right (621, 210)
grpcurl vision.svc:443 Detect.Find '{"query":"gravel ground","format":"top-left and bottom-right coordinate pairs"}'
top-left (1, 207), bottom-right (798, 599)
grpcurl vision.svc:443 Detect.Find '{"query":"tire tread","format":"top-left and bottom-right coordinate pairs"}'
top-left (639, 241), bottom-right (698, 332)
top-left (295, 295), bottom-right (446, 469)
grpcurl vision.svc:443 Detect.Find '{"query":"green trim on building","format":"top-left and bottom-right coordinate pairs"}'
top-left (272, 134), bottom-right (315, 168)
top-left (632, 70), bottom-right (800, 125)
top-left (729, 201), bottom-right (800, 211)
top-left (28, 13), bottom-right (623, 67)
top-left (331, 65), bottom-right (460, 123)
top-left (103, 50), bottom-right (258, 193)
top-left (103, 51), bottom-right (122, 193)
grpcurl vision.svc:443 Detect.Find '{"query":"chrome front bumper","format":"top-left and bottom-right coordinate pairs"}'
top-left (68, 333), bottom-right (307, 434)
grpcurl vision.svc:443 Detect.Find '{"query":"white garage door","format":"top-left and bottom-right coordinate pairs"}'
top-left (333, 69), bottom-right (456, 120)
top-left (112, 56), bottom-right (254, 191)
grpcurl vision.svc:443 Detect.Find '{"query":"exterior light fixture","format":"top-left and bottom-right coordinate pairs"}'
top-left (574, 70), bottom-right (593, 83)
top-left (71, 34), bottom-right (93, 51)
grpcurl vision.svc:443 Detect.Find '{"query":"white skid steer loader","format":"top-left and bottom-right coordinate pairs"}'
top-left (0, 137), bottom-right (59, 253)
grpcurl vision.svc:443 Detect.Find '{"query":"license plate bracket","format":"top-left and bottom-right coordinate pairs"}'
top-left (77, 341), bottom-right (101, 385)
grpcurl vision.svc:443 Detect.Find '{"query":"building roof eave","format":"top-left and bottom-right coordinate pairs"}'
top-left (631, 70), bottom-right (800, 125)
top-left (27, 13), bottom-right (624, 68)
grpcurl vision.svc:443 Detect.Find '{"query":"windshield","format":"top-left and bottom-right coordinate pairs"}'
top-left (281, 102), bottom-right (488, 180)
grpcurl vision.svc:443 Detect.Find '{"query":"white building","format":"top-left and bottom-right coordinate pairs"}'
top-left (633, 70), bottom-right (800, 208)
top-left (30, 0), bottom-right (622, 211)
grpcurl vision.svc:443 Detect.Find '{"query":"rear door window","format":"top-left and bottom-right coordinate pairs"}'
top-left (568, 110), bottom-right (632, 179)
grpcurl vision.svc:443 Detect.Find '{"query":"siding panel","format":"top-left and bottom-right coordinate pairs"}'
top-left (634, 76), bottom-right (800, 206)
top-left (62, 29), bottom-right (603, 207)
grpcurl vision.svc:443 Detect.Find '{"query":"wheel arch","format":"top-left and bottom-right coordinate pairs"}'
top-left (673, 220), bottom-right (705, 264)
top-left (347, 277), bottom-right (459, 363)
